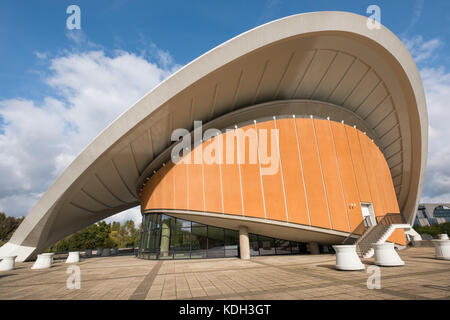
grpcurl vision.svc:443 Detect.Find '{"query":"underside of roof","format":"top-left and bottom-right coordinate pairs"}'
top-left (1, 11), bottom-right (427, 261)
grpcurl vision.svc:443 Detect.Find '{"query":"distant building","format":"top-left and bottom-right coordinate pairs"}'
top-left (415, 204), bottom-right (450, 226)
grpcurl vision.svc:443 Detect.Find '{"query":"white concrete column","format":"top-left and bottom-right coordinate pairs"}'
top-left (373, 243), bottom-right (405, 266)
top-left (31, 253), bottom-right (54, 270)
top-left (0, 256), bottom-right (17, 271)
top-left (239, 226), bottom-right (250, 260)
top-left (332, 245), bottom-right (365, 271)
top-left (432, 240), bottom-right (450, 260)
top-left (66, 251), bottom-right (80, 263)
top-left (309, 242), bottom-right (320, 255)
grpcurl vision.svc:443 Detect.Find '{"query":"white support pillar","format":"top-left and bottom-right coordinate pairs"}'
top-left (433, 240), bottom-right (450, 260)
top-left (373, 243), bottom-right (405, 266)
top-left (0, 256), bottom-right (17, 271)
top-left (332, 245), bottom-right (365, 271)
top-left (66, 251), bottom-right (80, 263)
top-left (239, 226), bottom-right (250, 260)
top-left (31, 253), bottom-right (54, 270)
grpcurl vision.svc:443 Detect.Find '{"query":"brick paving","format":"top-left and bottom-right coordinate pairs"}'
top-left (0, 247), bottom-right (448, 300)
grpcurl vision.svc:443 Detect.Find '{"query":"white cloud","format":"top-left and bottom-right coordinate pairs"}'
top-left (0, 43), bottom-right (177, 220)
top-left (420, 66), bottom-right (450, 203)
top-left (400, 35), bottom-right (450, 203)
top-left (402, 35), bottom-right (443, 63)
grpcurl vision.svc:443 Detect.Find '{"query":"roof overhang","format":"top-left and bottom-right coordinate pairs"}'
top-left (1, 11), bottom-right (427, 261)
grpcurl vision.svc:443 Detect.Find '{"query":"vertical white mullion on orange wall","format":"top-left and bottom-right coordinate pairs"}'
top-left (234, 126), bottom-right (245, 217)
top-left (346, 125), bottom-right (363, 205)
top-left (201, 146), bottom-right (206, 214)
top-left (172, 164), bottom-right (176, 210)
top-left (329, 118), bottom-right (351, 232)
top-left (311, 116), bottom-right (333, 230)
top-left (217, 133), bottom-right (225, 214)
top-left (293, 115), bottom-right (311, 226)
top-left (254, 120), bottom-right (267, 220)
top-left (186, 147), bottom-right (190, 211)
top-left (273, 116), bottom-right (289, 222)
top-left (357, 131), bottom-right (375, 215)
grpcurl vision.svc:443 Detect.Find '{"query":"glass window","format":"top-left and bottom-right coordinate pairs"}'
top-left (207, 226), bottom-right (225, 258)
top-left (138, 213), bottom-right (328, 260)
top-left (258, 235), bottom-right (275, 255)
top-left (224, 229), bottom-right (238, 249)
top-left (249, 233), bottom-right (259, 256)
top-left (191, 226), bottom-right (207, 259)
top-left (275, 239), bottom-right (291, 255)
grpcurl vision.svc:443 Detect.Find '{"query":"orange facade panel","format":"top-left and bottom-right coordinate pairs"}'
top-left (276, 118), bottom-right (309, 225)
top-left (237, 126), bottom-right (265, 219)
top-left (221, 130), bottom-right (243, 216)
top-left (346, 126), bottom-right (372, 203)
top-left (173, 158), bottom-right (188, 211)
top-left (376, 147), bottom-right (400, 214)
top-left (331, 121), bottom-right (361, 230)
top-left (358, 131), bottom-right (384, 218)
top-left (157, 163), bottom-right (172, 209)
top-left (296, 118), bottom-right (330, 229)
top-left (257, 121), bottom-right (287, 222)
top-left (314, 119), bottom-right (349, 232)
top-left (202, 138), bottom-right (224, 214)
top-left (140, 118), bottom-right (404, 245)
top-left (387, 229), bottom-right (407, 246)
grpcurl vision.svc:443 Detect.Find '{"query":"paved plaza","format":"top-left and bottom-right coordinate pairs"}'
top-left (0, 247), bottom-right (448, 300)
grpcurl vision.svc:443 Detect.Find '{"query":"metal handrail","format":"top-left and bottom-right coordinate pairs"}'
top-left (342, 220), bottom-right (369, 245)
top-left (376, 213), bottom-right (406, 225)
top-left (342, 213), bottom-right (406, 245)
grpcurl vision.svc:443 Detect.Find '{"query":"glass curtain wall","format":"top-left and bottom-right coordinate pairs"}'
top-left (139, 214), bottom-right (239, 260)
top-left (138, 213), bottom-right (331, 260)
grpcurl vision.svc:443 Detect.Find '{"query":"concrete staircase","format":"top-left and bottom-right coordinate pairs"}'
top-left (354, 223), bottom-right (410, 258)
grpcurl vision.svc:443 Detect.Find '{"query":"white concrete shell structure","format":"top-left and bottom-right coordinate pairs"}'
top-left (0, 12), bottom-right (427, 261)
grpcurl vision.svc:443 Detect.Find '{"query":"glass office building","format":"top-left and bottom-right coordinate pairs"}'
top-left (138, 213), bottom-right (332, 260)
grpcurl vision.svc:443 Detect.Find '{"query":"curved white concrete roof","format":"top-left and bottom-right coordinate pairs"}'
top-left (0, 11), bottom-right (427, 261)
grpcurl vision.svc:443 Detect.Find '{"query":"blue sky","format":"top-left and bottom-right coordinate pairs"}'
top-left (0, 0), bottom-right (449, 223)
top-left (1, 0), bottom-right (449, 101)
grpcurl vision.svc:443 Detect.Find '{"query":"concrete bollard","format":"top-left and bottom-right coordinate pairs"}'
top-left (65, 251), bottom-right (80, 263)
top-left (438, 234), bottom-right (449, 240)
top-left (31, 253), bottom-right (55, 270)
top-left (101, 248), bottom-right (110, 257)
top-left (84, 249), bottom-right (92, 258)
top-left (432, 240), bottom-right (450, 260)
top-left (373, 243), bottom-right (404, 266)
top-left (332, 245), bottom-right (365, 271)
top-left (0, 256), bottom-right (17, 271)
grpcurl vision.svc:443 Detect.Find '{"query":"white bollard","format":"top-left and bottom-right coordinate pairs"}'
top-left (438, 234), bottom-right (449, 240)
top-left (332, 245), bottom-right (365, 271)
top-left (373, 243), bottom-right (404, 267)
top-left (0, 256), bottom-right (17, 271)
top-left (84, 249), bottom-right (92, 258)
top-left (31, 253), bottom-right (55, 270)
top-left (432, 240), bottom-right (450, 260)
top-left (96, 248), bottom-right (103, 256)
top-left (101, 248), bottom-right (110, 257)
top-left (65, 251), bottom-right (80, 263)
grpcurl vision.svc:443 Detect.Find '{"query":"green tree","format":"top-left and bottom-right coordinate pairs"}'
top-left (414, 222), bottom-right (450, 238)
top-left (0, 212), bottom-right (24, 246)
